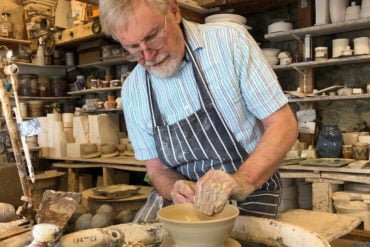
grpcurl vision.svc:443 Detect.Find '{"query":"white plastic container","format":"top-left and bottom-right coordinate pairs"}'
top-left (332, 38), bottom-right (349, 57)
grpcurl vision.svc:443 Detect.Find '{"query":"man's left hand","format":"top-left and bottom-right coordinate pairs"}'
top-left (194, 170), bottom-right (255, 215)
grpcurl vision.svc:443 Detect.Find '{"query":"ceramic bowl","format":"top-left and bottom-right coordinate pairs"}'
top-left (100, 144), bottom-right (117, 154)
top-left (116, 143), bottom-right (126, 152)
top-left (267, 21), bottom-right (293, 34)
top-left (81, 143), bottom-right (98, 155)
top-left (205, 14), bottom-right (247, 25)
top-left (261, 48), bottom-right (281, 57)
top-left (157, 203), bottom-right (239, 247)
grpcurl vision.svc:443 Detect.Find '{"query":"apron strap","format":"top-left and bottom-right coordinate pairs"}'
top-left (146, 40), bottom-right (216, 128)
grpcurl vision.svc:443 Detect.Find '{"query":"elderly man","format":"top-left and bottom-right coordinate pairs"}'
top-left (99, 0), bottom-right (298, 222)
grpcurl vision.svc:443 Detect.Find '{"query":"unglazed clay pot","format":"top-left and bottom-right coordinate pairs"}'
top-left (157, 203), bottom-right (239, 247)
top-left (104, 95), bottom-right (117, 109)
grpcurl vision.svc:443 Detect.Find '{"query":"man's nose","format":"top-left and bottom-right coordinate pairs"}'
top-left (142, 48), bottom-right (158, 62)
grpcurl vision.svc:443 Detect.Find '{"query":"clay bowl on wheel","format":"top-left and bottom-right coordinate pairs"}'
top-left (157, 203), bottom-right (239, 247)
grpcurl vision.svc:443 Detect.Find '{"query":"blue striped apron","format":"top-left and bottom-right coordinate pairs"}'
top-left (133, 41), bottom-right (281, 223)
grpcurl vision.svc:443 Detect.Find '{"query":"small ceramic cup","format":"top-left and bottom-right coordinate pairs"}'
top-left (342, 144), bottom-right (353, 159)
top-left (353, 142), bottom-right (368, 160)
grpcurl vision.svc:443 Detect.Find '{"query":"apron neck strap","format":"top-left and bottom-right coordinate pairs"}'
top-left (146, 24), bottom-right (216, 127)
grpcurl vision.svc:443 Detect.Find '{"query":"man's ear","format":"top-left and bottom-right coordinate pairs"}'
top-left (170, 0), bottom-right (181, 22)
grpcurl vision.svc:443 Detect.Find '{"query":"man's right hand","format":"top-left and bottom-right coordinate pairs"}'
top-left (171, 180), bottom-right (196, 204)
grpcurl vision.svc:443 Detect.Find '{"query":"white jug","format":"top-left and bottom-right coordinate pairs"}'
top-left (329, 0), bottom-right (349, 23)
top-left (315, 0), bottom-right (330, 25)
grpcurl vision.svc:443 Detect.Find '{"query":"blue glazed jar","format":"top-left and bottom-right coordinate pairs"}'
top-left (317, 125), bottom-right (344, 158)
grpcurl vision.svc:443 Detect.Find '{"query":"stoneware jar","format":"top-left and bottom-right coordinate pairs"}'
top-left (317, 125), bottom-right (344, 158)
top-left (353, 142), bottom-right (368, 160)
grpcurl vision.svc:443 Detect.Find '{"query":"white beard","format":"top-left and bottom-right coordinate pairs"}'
top-left (145, 52), bottom-right (182, 78)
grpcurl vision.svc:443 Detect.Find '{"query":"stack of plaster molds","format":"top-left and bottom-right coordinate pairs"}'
top-left (332, 185), bottom-right (370, 230)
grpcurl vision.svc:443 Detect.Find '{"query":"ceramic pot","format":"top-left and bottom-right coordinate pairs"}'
top-left (329, 0), bottom-right (349, 23)
top-left (353, 37), bottom-right (370, 55)
top-left (352, 142), bottom-right (368, 160)
top-left (332, 38), bottom-right (349, 57)
top-left (104, 95), bottom-right (117, 109)
top-left (317, 125), bottom-right (344, 158)
top-left (315, 0), bottom-right (330, 25)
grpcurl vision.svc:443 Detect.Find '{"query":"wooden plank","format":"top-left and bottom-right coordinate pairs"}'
top-left (47, 156), bottom-right (145, 166)
top-left (102, 167), bottom-right (115, 186)
top-left (68, 168), bottom-right (79, 192)
top-left (219, 0), bottom-right (296, 15)
top-left (53, 163), bottom-right (103, 169)
top-left (343, 229), bottom-right (370, 242)
top-left (297, 0), bottom-right (313, 28)
top-left (305, 178), bottom-right (344, 184)
top-left (321, 172), bottom-right (370, 184)
top-left (312, 182), bottom-right (340, 213)
top-left (53, 163), bottom-right (147, 172)
top-left (280, 164), bottom-right (370, 175)
top-left (0, 225), bottom-right (32, 241)
top-left (280, 171), bottom-right (320, 178)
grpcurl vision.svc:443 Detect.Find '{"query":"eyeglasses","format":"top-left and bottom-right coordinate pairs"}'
top-left (124, 16), bottom-right (167, 61)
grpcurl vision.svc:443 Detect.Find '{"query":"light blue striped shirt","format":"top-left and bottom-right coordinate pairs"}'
top-left (122, 19), bottom-right (288, 161)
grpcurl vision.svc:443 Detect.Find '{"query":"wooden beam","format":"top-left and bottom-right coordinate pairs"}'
top-left (297, 0), bottom-right (313, 28)
top-left (219, 0), bottom-right (296, 15)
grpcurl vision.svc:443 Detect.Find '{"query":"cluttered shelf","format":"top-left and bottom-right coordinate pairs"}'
top-left (46, 155), bottom-right (145, 169)
top-left (287, 94), bottom-right (370, 103)
top-left (48, 156), bottom-right (146, 192)
top-left (0, 37), bottom-right (31, 45)
top-left (67, 86), bottom-right (122, 96)
top-left (264, 17), bottom-right (370, 42)
top-left (274, 54), bottom-right (370, 71)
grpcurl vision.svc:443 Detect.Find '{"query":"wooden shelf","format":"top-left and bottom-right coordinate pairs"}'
top-left (0, 37), bottom-right (32, 45)
top-left (15, 62), bottom-right (74, 69)
top-left (81, 107), bottom-right (123, 113)
top-left (51, 156), bottom-right (144, 169)
top-left (288, 94), bottom-right (370, 103)
top-left (11, 95), bottom-right (79, 101)
top-left (78, 57), bottom-right (134, 69)
top-left (274, 55), bottom-right (370, 71)
top-left (67, 86), bottom-right (122, 96)
top-left (265, 17), bottom-right (370, 43)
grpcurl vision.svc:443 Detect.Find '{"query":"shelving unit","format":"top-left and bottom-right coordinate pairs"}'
top-left (265, 16), bottom-right (370, 104)
top-left (288, 94), bottom-right (370, 103)
top-left (274, 54), bottom-right (370, 71)
top-left (67, 86), bottom-right (121, 96)
top-left (77, 57), bottom-right (133, 69)
top-left (265, 17), bottom-right (370, 43)
top-left (0, 37), bottom-right (32, 45)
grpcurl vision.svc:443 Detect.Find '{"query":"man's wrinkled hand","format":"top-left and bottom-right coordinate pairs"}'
top-left (171, 180), bottom-right (196, 204)
top-left (194, 170), bottom-right (255, 215)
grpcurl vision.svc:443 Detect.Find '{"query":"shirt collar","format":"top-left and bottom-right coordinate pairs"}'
top-left (181, 18), bottom-right (204, 53)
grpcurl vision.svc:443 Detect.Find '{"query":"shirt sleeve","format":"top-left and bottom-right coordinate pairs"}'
top-left (121, 68), bottom-right (159, 161)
